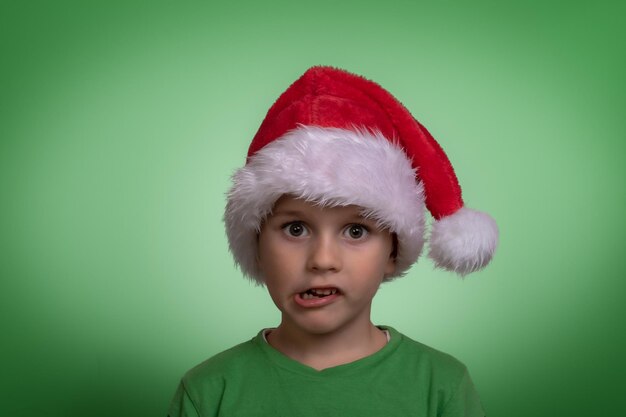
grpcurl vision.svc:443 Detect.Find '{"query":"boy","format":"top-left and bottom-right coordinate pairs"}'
top-left (168, 66), bottom-right (498, 416)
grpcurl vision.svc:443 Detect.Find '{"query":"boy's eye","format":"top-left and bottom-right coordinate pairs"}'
top-left (283, 222), bottom-right (308, 237)
top-left (344, 224), bottom-right (368, 240)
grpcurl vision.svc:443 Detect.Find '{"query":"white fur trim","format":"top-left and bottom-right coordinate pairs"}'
top-left (224, 125), bottom-right (425, 284)
top-left (428, 207), bottom-right (499, 276)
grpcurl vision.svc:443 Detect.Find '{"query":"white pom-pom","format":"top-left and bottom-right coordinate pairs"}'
top-left (428, 207), bottom-right (499, 276)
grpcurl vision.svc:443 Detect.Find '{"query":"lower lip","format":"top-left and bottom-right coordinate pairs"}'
top-left (294, 292), bottom-right (340, 308)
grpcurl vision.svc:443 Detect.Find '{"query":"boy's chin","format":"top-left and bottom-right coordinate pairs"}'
top-left (286, 315), bottom-right (359, 337)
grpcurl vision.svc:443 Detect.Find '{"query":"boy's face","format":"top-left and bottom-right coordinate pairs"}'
top-left (258, 195), bottom-right (396, 336)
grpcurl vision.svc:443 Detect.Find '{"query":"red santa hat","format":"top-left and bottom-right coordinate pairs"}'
top-left (225, 66), bottom-right (498, 283)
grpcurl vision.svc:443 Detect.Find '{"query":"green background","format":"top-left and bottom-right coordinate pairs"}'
top-left (1, 1), bottom-right (624, 416)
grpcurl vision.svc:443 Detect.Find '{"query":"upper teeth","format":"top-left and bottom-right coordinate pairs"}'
top-left (301, 288), bottom-right (338, 299)
top-left (311, 288), bottom-right (337, 296)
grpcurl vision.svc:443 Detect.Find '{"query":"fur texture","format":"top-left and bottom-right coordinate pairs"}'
top-left (225, 126), bottom-right (425, 284)
top-left (428, 207), bottom-right (499, 276)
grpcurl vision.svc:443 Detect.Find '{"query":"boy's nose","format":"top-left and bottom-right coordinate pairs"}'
top-left (306, 234), bottom-right (342, 273)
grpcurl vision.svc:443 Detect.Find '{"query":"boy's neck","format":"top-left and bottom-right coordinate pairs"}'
top-left (266, 320), bottom-right (388, 371)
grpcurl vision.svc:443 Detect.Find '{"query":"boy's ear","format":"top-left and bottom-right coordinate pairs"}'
top-left (385, 233), bottom-right (398, 275)
top-left (255, 236), bottom-right (262, 272)
top-left (385, 257), bottom-right (396, 276)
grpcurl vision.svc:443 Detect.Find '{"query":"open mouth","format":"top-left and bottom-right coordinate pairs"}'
top-left (299, 288), bottom-right (339, 300)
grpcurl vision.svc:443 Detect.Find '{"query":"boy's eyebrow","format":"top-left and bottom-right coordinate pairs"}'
top-left (271, 208), bottom-right (373, 223)
top-left (269, 209), bottom-right (305, 218)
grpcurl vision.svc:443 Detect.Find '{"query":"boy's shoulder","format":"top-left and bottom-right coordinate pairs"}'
top-left (384, 326), bottom-right (471, 384)
top-left (183, 333), bottom-right (264, 386)
top-left (169, 333), bottom-right (266, 416)
top-left (396, 328), bottom-right (465, 365)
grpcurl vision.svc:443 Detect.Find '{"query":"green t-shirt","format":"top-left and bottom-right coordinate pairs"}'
top-left (168, 326), bottom-right (485, 417)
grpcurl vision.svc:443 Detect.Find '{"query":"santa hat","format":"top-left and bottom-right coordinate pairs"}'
top-left (225, 66), bottom-right (498, 283)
